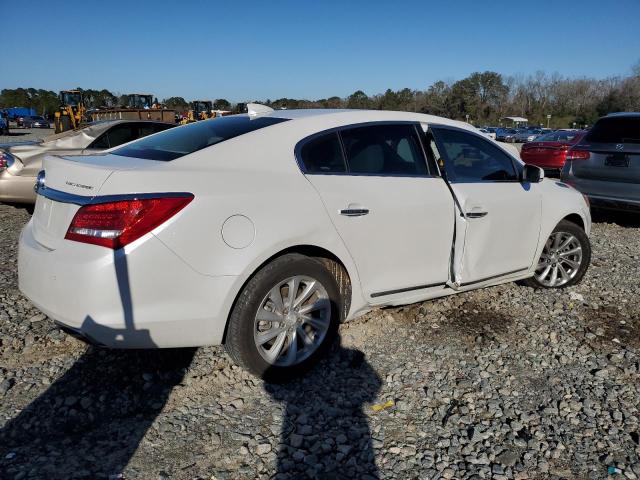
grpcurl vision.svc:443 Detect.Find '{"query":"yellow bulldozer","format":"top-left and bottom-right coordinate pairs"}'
top-left (180, 100), bottom-right (214, 124)
top-left (54, 90), bottom-right (85, 133)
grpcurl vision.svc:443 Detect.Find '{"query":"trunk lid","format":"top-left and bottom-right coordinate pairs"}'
top-left (572, 142), bottom-right (640, 183)
top-left (32, 154), bottom-right (150, 250)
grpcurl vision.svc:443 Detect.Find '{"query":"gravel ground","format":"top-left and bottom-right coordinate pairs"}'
top-left (0, 203), bottom-right (639, 480)
top-left (0, 127), bottom-right (55, 144)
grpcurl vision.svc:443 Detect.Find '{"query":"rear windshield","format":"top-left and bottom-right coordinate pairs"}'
top-left (586, 116), bottom-right (640, 144)
top-left (113, 115), bottom-right (289, 161)
top-left (536, 131), bottom-right (584, 142)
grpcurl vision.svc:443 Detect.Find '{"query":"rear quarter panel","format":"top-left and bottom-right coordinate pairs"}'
top-left (98, 127), bottom-right (367, 319)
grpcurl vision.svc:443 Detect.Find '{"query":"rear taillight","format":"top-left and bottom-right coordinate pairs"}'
top-left (65, 195), bottom-right (193, 249)
top-left (0, 151), bottom-right (15, 171)
top-left (566, 149), bottom-right (590, 161)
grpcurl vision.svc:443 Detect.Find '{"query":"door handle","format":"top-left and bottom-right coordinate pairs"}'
top-left (340, 208), bottom-right (369, 217)
top-left (466, 211), bottom-right (488, 219)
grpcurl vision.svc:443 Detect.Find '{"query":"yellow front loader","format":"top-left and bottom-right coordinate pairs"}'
top-left (54, 90), bottom-right (85, 133)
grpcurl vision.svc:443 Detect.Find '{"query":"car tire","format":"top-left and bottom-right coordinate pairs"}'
top-left (522, 219), bottom-right (590, 289)
top-left (224, 253), bottom-right (343, 381)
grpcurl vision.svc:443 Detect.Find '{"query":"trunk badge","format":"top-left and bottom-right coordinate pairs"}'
top-left (615, 144), bottom-right (624, 151)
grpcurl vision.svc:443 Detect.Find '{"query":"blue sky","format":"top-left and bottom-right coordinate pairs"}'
top-left (1, 0), bottom-right (639, 102)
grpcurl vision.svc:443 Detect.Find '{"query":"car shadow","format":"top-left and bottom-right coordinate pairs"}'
top-left (591, 208), bottom-right (640, 228)
top-left (0, 247), bottom-right (196, 478)
top-left (265, 337), bottom-right (382, 479)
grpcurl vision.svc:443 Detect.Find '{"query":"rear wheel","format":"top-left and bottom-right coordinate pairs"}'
top-left (523, 220), bottom-right (590, 289)
top-left (225, 254), bottom-right (342, 381)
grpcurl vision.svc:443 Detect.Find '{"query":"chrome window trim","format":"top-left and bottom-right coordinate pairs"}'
top-left (36, 184), bottom-right (193, 206)
top-left (294, 121), bottom-right (438, 178)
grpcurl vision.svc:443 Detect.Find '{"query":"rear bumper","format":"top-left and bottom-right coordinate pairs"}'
top-left (0, 172), bottom-right (37, 203)
top-left (562, 166), bottom-right (640, 212)
top-left (587, 195), bottom-right (640, 212)
top-left (18, 220), bottom-right (237, 348)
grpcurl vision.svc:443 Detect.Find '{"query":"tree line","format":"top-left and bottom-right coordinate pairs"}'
top-left (1, 63), bottom-right (638, 128)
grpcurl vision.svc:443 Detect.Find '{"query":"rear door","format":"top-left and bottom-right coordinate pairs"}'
top-left (570, 116), bottom-right (640, 201)
top-left (430, 126), bottom-right (542, 285)
top-left (301, 123), bottom-right (455, 299)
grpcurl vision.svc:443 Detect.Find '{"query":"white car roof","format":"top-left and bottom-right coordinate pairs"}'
top-left (260, 108), bottom-right (475, 132)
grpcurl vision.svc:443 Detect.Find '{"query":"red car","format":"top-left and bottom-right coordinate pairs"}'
top-left (521, 130), bottom-right (587, 176)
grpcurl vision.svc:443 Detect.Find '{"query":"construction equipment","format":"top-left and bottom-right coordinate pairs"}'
top-left (90, 93), bottom-right (175, 123)
top-left (54, 90), bottom-right (85, 133)
top-left (180, 100), bottom-right (214, 124)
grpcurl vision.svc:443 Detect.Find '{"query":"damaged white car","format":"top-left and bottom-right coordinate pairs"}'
top-left (18, 106), bottom-right (591, 379)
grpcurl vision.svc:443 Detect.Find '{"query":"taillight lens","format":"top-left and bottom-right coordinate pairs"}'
top-left (0, 151), bottom-right (16, 171)
top-left (65, 195), bottom-right (193, 249)
top-left (566, 149), bottom-right (590, 161)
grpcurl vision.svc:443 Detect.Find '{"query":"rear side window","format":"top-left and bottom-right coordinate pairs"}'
top-left (586, 117), bottom-right (640, 144)
top-left (300, 133), bottom-right (346, 173)
top-left (113, 116), bottom-right (289, 161)
top-left (341, 124), bottom-right (428, 176)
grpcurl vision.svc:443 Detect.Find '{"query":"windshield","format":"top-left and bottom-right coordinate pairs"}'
top-left (586, 117), bottom-right (640, 143)
top-left (113, 115), bottom-right (290, 161)
top-left (536, 131), bottom-right (583, 142)
top-left (62, 92), bottom-right (82, 106)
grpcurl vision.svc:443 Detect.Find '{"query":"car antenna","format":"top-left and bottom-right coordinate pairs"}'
top-left (247, 103), bottom-right (274, 117)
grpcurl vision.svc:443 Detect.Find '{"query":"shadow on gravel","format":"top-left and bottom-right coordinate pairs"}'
top-left (0, 242), bottom-right (197, 478)
top-left (0, 345), bottom-right (196, 478)
top-left (266, 337), bottom-right (381, 480)
top-left (591, 208), bottom-right (640, 228)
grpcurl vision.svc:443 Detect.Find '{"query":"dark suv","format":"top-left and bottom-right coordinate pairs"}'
top-left (561, 113), bottom-right (640, 212)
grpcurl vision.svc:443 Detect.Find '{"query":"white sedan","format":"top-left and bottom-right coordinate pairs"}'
top-left (18, 106), bottom-right (592, 379)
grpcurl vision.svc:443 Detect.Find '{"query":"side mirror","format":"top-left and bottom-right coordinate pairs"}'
top-left (522, 164), bottom-right (544, 183)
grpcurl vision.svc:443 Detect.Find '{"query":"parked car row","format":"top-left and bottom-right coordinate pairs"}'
top-left (0, 120), bottom-right (174, 203)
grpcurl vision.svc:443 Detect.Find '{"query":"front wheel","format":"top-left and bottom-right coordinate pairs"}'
top-left (523, 220), bottom-right (591, 289)
top-left (224, 254), bottom-right (342, 381)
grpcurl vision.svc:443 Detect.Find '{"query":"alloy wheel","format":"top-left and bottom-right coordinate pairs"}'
top-left (254, 275), bottom-right (331, 367)
top-left (534, 231), bottom-right (583, 287)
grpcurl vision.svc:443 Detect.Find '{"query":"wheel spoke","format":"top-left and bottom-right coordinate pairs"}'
top-left (293, 280), bottom-right (317, 309)
top-left (297, 325), bottom-right (315, 346)
top-left (264, 331), bottom-right (288, 362)
top-left (549, 266), bottom-right (558, 285)
top-left (256, 327), bottom-right (286, 345)
top-left (256, 309), bottom-right (283, 323)
top-left (304, 315), bottom-right (329, 332)
top-left (298, 297), bottom-right (330, 315)
top-left (538, 264), bottom-right (552, 280)
top-left (558, 247), bottom-right (581, 258)
top-left (552, 233), bottom-right (563, 250)
top-left (282, 331), bottom-right (298, 366)
top-left (557, 263), bottom-right (571, 282)
top-left (268, 286), bottom-right (285, 314)
top-left (557, 235), bottom-right (575, 251)
top-left (286, 277), bottom-right (300, 309)
top-left (560, 257), bottom-right (580, 269)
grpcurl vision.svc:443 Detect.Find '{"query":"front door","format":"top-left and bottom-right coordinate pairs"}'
top-left (430, 126), bottom-right (542, 285)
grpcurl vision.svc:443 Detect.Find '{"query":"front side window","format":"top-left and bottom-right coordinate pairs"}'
top-left (114, 116), bottom-right (289, 161)
top-left (433, 128), bottom-right (518, 182)
top-left (340, 124), bottom-right (428, 176)
top-left (299, 132), bottom-right (346, 173)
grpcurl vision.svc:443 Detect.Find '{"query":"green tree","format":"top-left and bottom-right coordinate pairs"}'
top-left (346, 90), bottom-right (371, 109)
top-left (214, 98), bottom-right (231, 110)
top-left (163, 96), bottom-right (189, 110)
